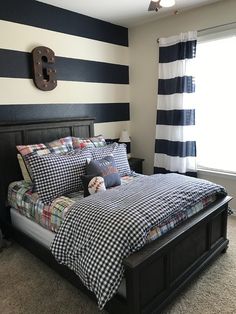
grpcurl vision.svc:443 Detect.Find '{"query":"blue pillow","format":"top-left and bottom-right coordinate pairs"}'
top-left (86, 155), bottom-right (121, 188)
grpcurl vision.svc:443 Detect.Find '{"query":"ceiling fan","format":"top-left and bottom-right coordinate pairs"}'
top-left (148, 0), bottom-right (176, 12)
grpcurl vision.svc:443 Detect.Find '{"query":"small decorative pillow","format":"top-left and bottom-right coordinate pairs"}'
top-left (26, 149), bottom-right (92, 203)
top-left (81, 175), bottom-right (106, 197)
top-left (86, 155), bottom-right (121, 188)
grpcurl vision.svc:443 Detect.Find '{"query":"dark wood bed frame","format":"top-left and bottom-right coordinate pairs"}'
top-left (0, 117), bottom-right (231, 314)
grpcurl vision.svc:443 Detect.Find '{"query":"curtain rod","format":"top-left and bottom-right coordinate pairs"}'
top-left (157, 21), bottom-right (236, 43)
top-left (198, 21), bottom-right (236, 33)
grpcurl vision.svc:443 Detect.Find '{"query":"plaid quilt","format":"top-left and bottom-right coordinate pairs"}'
top-left (8, 181), bottom-right (80, 231)
top-left (7, 174), bottom-right (141, 232)
top-left (51, 173), bottom-right (226, 309)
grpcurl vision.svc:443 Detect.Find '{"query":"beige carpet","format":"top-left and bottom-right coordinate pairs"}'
top-left (0, 216), bottom-right (236, 314)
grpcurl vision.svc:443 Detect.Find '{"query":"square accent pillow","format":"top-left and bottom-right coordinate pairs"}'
top-left (86, 155), bottom-right (121, 188)
top-left (81, 175), bottom-right (106, 197)
top-left (26, 149), bottom-right (92, 204)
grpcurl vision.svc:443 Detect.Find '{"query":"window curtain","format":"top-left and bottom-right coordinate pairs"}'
top-left (154, 31), bottom-right (197, 176)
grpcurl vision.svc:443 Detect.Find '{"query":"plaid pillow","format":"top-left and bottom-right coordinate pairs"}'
top-left (89, 135), bottom-right (107, 147)
top-left (26, 149), bottom-right (92, 204)
top-left (72, 135), bottom-right (107, 149)
top-left (48, 136), bottom-right (73, 150)
top-left (72, 137), bottom-right (94, 149)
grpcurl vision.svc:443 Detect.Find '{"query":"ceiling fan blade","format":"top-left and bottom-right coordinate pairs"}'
top-left (148, 1), bottom-right (161, 12)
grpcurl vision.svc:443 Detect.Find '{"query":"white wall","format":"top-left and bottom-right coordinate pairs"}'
top-left (129, 0), bottom-right (236, 208)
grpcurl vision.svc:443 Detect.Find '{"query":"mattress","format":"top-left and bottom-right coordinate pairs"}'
top-left (10, 207), bottom-right (55, 248)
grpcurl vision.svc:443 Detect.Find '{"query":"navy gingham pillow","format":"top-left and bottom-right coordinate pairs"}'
top-left (90, 143), bottom-right (131, 176)
top-left (112, 143), bottom-right (132, 176)
top-left (27, 149), bottom-right (92, 203)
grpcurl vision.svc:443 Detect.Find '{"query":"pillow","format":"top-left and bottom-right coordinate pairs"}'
top-left (90, 142), bottom-right (118, 160)
top-left (72, 135), bottom-right (107, 149)
top-left (26, 149), bottom-right (92, 204)
top-left (72, 137), bottom-right (94, 149)
top-left (86, 155), bottom-right (121, 188)
top-left (17, 154), bottom-right (32, 183)
top-left (47, 136), bottom-right (73, 150)
top-left (16, 137), bottom-right (72, 181)
top-left (81, 175), bottom-right (106, 197)
top-left (89, 135), bottom-right (107, 147)
top-left (112, 143), bottom-right (132, 176)
top-left (90, 143), bottom-right (131, 176)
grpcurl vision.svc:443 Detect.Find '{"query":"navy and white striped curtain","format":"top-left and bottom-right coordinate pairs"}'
top-left (154, 31), bottom-right (197, 176)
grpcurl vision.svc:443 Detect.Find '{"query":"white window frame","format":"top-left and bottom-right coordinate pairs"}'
top-left (196, 24), bottom-right (236, 178)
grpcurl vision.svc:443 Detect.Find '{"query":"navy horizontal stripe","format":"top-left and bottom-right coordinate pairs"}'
top-left (155, 139), bottom-right (196, 157)
top-left (154, 167), bottom-right (197, 177)
top-left (156, 109), bottom-right (195, 126)
top-left (158, 76), bottom-right (195, 95)
top-left (159, 40), bottom-right (196, 63)
top-left (0, 0), bottom-right (128, 47)
top-left (0, 103), bottom-right (130, 124)
top-left (0, 49), bottom-right (129, 84)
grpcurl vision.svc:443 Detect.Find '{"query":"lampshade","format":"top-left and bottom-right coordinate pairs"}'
top-left (160, 0), bottom-right (175, 7)
top-left (119, 130), bottom-right (130, 143)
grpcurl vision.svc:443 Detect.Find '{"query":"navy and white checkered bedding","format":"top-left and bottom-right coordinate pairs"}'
top-left (51, 173), bottom-right (226, 309)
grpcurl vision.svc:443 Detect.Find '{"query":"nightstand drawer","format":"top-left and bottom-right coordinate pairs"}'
top-left (128, 157), bottom-right (144, 174)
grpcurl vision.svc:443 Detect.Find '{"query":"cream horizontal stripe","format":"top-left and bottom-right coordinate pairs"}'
top-left (0, 20), bottom-right (129, 66)
top-left (94, 121), bottom-right (130, 139)
top-left (0, 78), bottom-right (129, 104)
top-left (159, 31), bottom-right (197, 47)
top-left (156, 125), bottom-right (196, 142)
top-left (159, 59), bottom-right (196, 80)
top-left (154, 153), bottom-right (196, 173)
top-left (157, 93), bottom-right (195, 110)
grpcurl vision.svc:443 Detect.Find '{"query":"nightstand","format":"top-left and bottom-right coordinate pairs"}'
top-left (128, 157), bottom-right (144, 174)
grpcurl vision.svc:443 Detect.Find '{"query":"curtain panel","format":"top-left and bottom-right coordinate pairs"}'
top-left (154, 31), bottom-right (197, 176)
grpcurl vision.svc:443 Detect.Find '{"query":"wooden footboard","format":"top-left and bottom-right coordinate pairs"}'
top-left (10, 195), bottom-right (230, 314)
top-left (106, 195), bottom-right (231, 314)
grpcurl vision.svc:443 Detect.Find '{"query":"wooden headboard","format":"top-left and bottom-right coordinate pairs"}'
top-left (0, 117), bottom-right (94, 230)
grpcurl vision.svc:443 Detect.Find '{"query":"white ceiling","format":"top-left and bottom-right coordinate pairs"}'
top-left (37, 0), bottom-right (221, 28)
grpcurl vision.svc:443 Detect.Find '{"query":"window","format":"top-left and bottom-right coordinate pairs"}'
top-left (196, 28), bottom-right (236, 174)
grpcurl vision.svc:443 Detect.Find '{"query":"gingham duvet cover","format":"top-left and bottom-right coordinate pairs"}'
top-left (51, 173), bottom-right (226, 309)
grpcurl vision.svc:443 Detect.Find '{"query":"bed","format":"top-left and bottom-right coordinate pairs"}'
top-left (0, 117), bottom-right (231, 314)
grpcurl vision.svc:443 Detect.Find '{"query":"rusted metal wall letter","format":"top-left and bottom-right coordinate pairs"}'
top-left (32, 46), bottom-right (57, 91)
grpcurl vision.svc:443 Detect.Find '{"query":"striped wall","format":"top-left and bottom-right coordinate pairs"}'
top-left (0, 0), bottom-right (130, 139)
